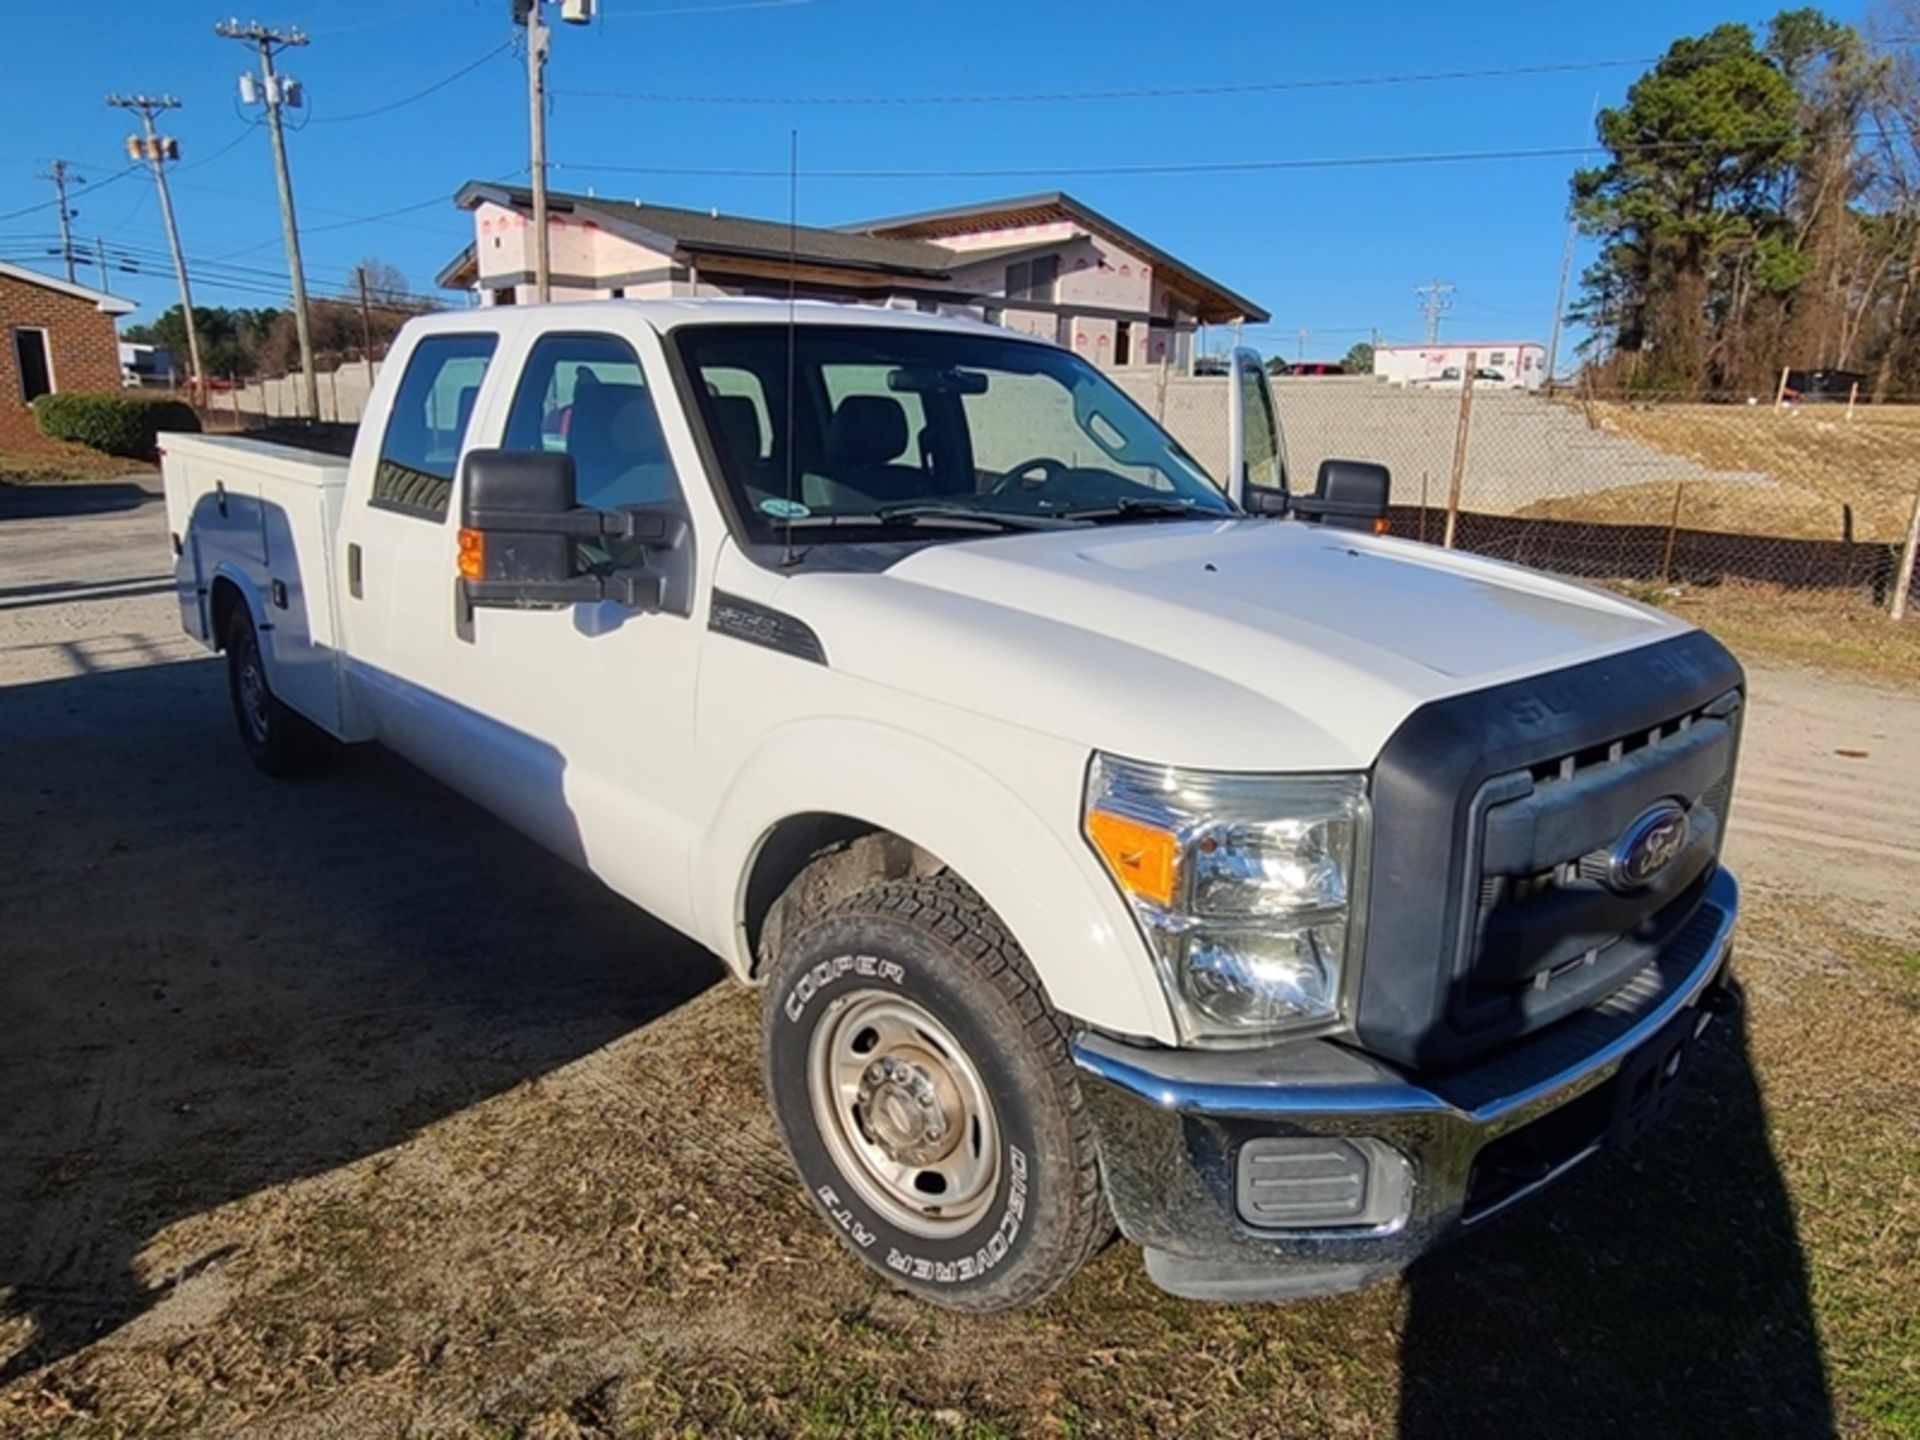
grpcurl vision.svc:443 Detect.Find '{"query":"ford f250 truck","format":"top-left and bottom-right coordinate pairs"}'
top-left (161, 300), bottom-right (1742, 1312)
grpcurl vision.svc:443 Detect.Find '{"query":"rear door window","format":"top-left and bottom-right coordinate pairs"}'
top-left (372, 333), bottom-right (497, 520)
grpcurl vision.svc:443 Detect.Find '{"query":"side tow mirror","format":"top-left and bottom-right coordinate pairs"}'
top-left (459, 449), bottom-right (581, 600)
top-left (1291, 459), bottom-right (1391, 533)
top-left (457, 448), bottom-right (676, 612)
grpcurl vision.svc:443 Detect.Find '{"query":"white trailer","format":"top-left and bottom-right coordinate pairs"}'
top-left (1374, 341), bottom-right (1547, 390)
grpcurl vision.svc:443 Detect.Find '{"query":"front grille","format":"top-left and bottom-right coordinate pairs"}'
top-left (1452, 690), bottom-right (1741, 1040)
top-left (1357, 627), bottom-right (1746, 1069)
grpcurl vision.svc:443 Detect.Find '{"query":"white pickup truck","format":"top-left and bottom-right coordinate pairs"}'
top-left (161, 299), bottom-right (1742, 1311)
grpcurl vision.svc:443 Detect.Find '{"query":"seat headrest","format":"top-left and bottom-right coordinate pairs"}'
top-left (827, 395), bottom-right (909, 469)
top-left (711, 394), bottom-right (762, 469)
top-left (608, 392), bottom-right (664, 462)
top-left (570, 381), bottom-right (645, 432)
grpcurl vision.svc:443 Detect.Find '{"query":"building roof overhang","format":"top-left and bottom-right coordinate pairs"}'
top-left (0, 259), bottom-right (136, 315)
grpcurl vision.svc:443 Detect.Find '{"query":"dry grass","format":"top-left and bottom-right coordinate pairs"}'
top-left (0, 446), bottom-right (152, 484)
top-left (2, 894), bottom-right (1913, 1439)
top-left (1521, 401), bottom-right (1920, 541)
top-left (1620, 578), bottom-right (1920, 684)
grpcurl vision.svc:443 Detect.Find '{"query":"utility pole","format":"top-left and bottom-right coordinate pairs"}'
top-left (1443, 352), bottom-right (1479, 550)
top-left (355, 267), bottom-right (377, 383)
top-left (220, 19), bottom-right (320, 420)
top-left (108, 94), bottom-right (204, 397)
top-left (94, 236), bottom-right (111, 295)
top-left (523, 0), bottom-right (552, 302)
top-left (35, 160), bottom-right (82, 283)
top-left (513, 0), bottom-right (595, 302)
top-left (1297, 327), bottom-right (1308, 361)
top-left (1415, 279), bottom-right (1454, 345)
top-left (1546, 94), bottom-right (1601, 396)
top-left (1545, 216), bottom-right (1577, 394)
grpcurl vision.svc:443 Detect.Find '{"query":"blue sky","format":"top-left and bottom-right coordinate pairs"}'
top-left (0, 0), bottom-right (1871, 360)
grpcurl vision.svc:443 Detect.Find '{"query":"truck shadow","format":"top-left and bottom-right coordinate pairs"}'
top-left (1396, 998), bottom-right (1835, 1438)
top-left (0, 479), bottom-right (160, 522)
top-left (0, 654), bottom-right (722, 1383)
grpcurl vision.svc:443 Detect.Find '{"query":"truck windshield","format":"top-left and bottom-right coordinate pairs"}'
top-left (675, 324), bottom-right (1234, 544)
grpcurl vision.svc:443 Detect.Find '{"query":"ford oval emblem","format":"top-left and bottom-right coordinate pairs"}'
top-left (1607, 802), bottom-right (1690, 892)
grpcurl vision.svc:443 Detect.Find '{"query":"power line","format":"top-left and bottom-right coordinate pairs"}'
top-left (600, 0), bottom-right (821, 18)
top-left (0, 165), bottom-right (138, 224)
top-left (310, 38), bottom-right (513, 124)
top-left (549, 132), bottom-right (1840, 182)
top-left (550, 55), bottom-right (1655, 107)
top-left (178, 123), bottom-right (263, 173)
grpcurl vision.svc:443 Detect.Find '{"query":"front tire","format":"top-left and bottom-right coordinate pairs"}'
top-left (224, 608), bottom-right (323, 777)
top-left (763, 873), bottom-right (1107, 1312)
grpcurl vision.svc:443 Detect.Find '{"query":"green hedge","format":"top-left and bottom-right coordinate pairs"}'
top-left (32, 392), bottom-right (201, 460)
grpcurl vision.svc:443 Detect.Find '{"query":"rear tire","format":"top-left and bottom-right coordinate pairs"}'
top-left (224, 608), bottom-right (324, 777)
top-left (763, 872), bottom-right (1108, 1313)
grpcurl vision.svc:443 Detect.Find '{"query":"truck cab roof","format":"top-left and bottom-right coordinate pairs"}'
top-left (411, 296), bottom-right (1035, 344)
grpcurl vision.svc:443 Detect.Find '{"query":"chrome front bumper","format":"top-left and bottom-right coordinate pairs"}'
top-left (1072, 868), bottom-right (1740, 1302)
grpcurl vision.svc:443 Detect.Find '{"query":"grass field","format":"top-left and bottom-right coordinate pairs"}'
top-left (0, 447), bottom-right (151, 485)
top-left (1520, 401), bottom-right (1920, 542)
top-left (1625, 580), bottom-right (1920, 684)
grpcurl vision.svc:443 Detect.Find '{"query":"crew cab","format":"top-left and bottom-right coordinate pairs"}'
top-left (161, 300), bottom-right (1742, 1311)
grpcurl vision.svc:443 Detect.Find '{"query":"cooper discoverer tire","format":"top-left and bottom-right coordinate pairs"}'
top-left (763, 872), bottom-right (1107, 1313)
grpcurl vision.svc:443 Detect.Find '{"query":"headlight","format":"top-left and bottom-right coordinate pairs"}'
top-left (1083, 754), bottom-right (1367, 1045)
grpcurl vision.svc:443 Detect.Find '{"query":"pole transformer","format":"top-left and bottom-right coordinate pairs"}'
top-left (219, 18), bottom-right (321, 421)
top-left (107, 94), bottom-right (205, 397)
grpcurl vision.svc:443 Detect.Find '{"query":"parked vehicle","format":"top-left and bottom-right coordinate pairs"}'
top-left (1414, 366), bottom-right (1517, 389)
top-left (161, 300), bottom-right (1742, 1312)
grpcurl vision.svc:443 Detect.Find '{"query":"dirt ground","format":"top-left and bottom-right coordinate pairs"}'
top-left (2, 480), bottom-right (1916, 1437)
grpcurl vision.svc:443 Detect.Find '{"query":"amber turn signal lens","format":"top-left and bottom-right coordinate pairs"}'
top-left (457, 527), bottom-right (485, 580)
top-left (1372, 517), bottom-right (1390, 535)
top-left (1086, 809), bottom-right (1179, 908)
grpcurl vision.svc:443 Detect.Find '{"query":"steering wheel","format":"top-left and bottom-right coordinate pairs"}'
top-left (990, 456), bottom-right (1071, 494)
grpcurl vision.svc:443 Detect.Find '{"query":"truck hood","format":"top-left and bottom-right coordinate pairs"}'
top-left (778, 519), bottom-right (1689, 771)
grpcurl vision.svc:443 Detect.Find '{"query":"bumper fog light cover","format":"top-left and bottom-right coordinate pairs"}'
top-left (1235, 1136), bottom-right (1412, 1231)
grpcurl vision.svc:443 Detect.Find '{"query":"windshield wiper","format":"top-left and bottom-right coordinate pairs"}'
top-left (774, 504), bottom-right (1073, 533)
top-left (1053, 497), bottom-right (1223, 523)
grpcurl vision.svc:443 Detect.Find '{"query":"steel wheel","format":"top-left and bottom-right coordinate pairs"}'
top-left (235, 638), bottom-right (271, 745)
top-left (806, 989), bottom-right (1001, 1239)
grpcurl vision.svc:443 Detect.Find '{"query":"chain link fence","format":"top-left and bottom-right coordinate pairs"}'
top-left (1116, 369), bottom-right (1920, 614)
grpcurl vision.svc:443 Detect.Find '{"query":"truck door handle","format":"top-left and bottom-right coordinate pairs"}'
top-left (347, 543), bottom-right (363, 599)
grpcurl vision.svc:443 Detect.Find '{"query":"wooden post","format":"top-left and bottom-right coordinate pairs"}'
top-left (1892, 476), bottom-right (1920, 622)
top-left (228, 377), bottom-right (240, 432)
top-left (1419, 469), bottom-right (1430, 543)
top-left (1774, 365), bottom-right (1791, 411)
top-left (1847, 380), bottom-right (1860, 421)
top-left (1661, 480), bottom-right (1685, 584)
top-left (1443, 353), bottom-right (1477, 550)
top-left (328, 368), bottom-right (340, 424)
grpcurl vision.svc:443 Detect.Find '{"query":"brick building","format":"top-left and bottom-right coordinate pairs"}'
top-left (1, 261), bottom-right (136, 452)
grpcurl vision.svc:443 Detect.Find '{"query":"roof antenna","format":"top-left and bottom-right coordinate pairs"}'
top-left (780, 128), bottom-right (800, 567)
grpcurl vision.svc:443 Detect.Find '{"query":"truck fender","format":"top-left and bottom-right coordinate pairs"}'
top-left (692, 717), bottom-right (1177, 1044)
top-left (205, 563), bottom-right (271, 653)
